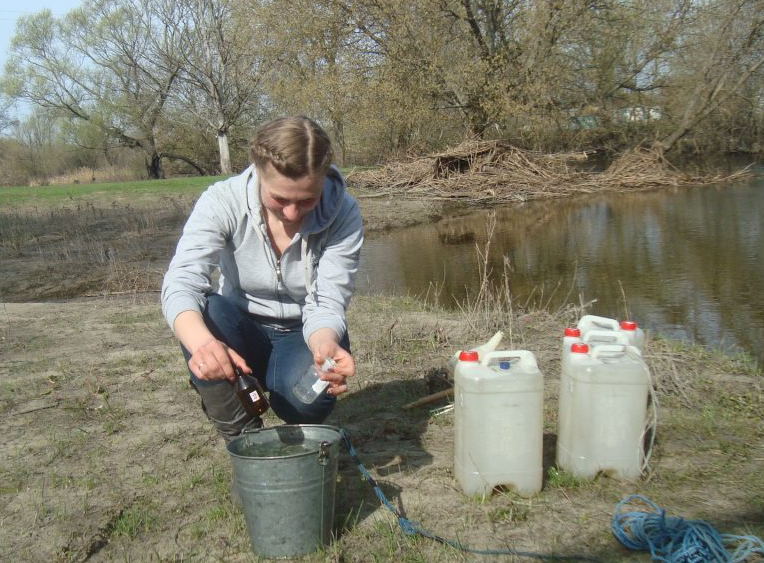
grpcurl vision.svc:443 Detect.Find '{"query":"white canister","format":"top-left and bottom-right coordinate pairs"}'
top-left (582, 328), bottom-right (633, 350)
top-left (577, 315), bottom-right (645, 352)
top-left (454, 350), bottom-right (544, 497)
top-left (556, 343), bottom-right (650, 480)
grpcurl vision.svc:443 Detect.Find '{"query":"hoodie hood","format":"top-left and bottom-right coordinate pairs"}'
top-left (302, 165), bottom-right (346, 235)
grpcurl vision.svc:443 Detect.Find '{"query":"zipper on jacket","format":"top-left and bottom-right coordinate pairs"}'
top-left (275, 258), bottom-right (284, 291)
top-left (275, 257), bottom-right (285, 319)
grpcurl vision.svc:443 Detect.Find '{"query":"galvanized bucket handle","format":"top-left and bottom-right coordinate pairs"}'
top-left (318, 441), bottom-right (330, 465)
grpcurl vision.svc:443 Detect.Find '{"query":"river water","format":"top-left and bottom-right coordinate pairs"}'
top-left (357, 174), bottom-right (764, 367)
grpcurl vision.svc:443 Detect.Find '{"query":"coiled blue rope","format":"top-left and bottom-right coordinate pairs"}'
top-left (339, 428), bottom-right (600, 561)
top-left (611, 495), bottom-right (764, 563)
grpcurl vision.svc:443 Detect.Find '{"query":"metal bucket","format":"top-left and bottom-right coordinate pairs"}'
top-left (226, 424), bottom-right (341, 558)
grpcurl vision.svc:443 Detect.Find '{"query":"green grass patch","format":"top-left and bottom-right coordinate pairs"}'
top-left (109, 501), bottom-right (158, 539)
top-left (546, 466), bottom-right (588, 489)
top-left (0, 176), bottom-right (227, 207)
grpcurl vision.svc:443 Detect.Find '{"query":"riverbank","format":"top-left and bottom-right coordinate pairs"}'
top-left (0, 145), bottom-right (752, 302)
top-left (1, 162), bottom-right (762, 561)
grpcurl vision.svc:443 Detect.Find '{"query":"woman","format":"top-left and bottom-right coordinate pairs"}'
top-left (161, 116), bottom-right (363, 442)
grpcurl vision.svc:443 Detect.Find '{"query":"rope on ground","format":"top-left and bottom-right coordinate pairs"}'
top-left (339, 428), bottom-right (601, 562)
top-left (611, 495), bottom-right (764, 563)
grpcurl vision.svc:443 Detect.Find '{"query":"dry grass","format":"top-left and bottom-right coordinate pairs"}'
top-left (0, 199), bottom-right (190, 300)
top-left (347, 140), bottom-right (752, 205)
top-left (29, 166), bottom-right (142, 187)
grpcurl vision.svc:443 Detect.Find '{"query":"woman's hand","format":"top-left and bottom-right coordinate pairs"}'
top-left (175, 310), bottom-right (250, 382)
top-left (189, 337), bottom-right (249, 383)
top-left (312, 338), bottom-right (355, 397)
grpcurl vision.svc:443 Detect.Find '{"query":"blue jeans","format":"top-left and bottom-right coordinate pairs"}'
top-left (183, 294), bottom-right (349, 440)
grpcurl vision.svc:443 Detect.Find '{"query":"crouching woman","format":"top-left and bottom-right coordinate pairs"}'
top-left (161, 116), bottom-right (363, 443)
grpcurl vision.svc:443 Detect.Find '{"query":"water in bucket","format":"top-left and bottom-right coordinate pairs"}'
top-left (454, 350), bottom-right (543, 497)
top-left (556, 343), bottom-right (650, 480)
top-left (227, 425), bottom-right (341, 558)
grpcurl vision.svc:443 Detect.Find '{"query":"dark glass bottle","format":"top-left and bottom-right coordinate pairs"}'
top-left (234, 368), bottom-right (269, 417)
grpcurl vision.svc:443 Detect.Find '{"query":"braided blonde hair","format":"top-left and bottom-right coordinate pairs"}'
top-left (250, 116), bottom-right (334, 179)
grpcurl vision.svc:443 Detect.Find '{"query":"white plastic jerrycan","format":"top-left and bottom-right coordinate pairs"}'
top-left (582, 328), bottom-right (634, 350)
top-left (619, 320), bottom-right (646, 351)
top-left (556, 343), bottom-right (649, 481)
top-left (558, 328), bottom-right (582, 468)
top-left (454, 350), bottom-right (543, 497)
top-left (446, 331), bottom-right (504, 376)
top-left (577, 315), bottom-right (646, 351)
top-left (577, 314), bottom-right (620, 334)
top-left (561, 327), bottom-right (582, 364)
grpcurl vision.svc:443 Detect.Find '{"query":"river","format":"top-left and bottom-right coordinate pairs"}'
top-left (357, 174), bottom-right (764, 367)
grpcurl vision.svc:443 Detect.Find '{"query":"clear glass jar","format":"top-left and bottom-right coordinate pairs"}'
top-left (293, 358), bottom-right (336, 403)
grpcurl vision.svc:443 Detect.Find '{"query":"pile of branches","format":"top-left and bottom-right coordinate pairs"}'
top-left (346, 140), bottom-right (751, 205)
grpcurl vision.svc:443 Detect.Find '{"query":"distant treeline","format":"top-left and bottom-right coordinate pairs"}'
top-left (1, 0), bottom-right (763, 186)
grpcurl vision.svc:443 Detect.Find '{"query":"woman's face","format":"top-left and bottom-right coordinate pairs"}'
top-left (258, 163), bottom-right (323, 225)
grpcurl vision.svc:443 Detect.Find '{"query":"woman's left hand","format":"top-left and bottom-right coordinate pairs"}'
top-left (312, 339), bottom-right (355, 397)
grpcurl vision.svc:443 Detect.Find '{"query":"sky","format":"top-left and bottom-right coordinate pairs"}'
top-left (0, 2), bottom-right (83, 72)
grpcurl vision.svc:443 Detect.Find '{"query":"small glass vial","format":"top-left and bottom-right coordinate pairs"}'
top-left (234, 368), bottom-right (269, 416)
top-left (294, 358), bottom-right (336, 403)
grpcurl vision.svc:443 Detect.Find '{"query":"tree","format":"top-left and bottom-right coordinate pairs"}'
top-left (656, 0), bottom-right (764, 152)
top-left (559, 1), bottom-right (690, 111)
top-left (12, 109), bottom-right (61, 180)
top-left (254, 0), bottom-right (377, 164)
top-left (337, 1), bottom-right (610, 138)
top-left (1, 0), bottom-right (180, 179)
top-left (0, 96), bottom-right (17, 135)
top-left (161, 0), bottom-right (265, 175)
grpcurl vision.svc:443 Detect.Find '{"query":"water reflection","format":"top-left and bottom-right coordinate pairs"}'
top-left (358, 178), bottom-right (764, 366)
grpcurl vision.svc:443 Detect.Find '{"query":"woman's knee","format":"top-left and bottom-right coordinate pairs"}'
top-left (190, 378), bottom-right (261, 442)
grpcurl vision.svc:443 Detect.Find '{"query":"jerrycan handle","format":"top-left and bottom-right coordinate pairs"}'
top-left (577, 315), bottom-right (620, 332)
top-left (481, 350), bottom-right (539, 370)
top-left (582, 329), bottom-right (630, 346)
top-left (589, 344), bottom-right (641, 360)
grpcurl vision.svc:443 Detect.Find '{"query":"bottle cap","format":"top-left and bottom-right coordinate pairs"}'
top-left (564, 327), bottom-right (581, 337)
top-left (620, 320), bottom-right (638, 331)
top-left (458, 350), bottom-right (479, 362)
top-left (570, 343), bottom-right (589, 354)
top-left (499, 361), bottom-right (511, 370)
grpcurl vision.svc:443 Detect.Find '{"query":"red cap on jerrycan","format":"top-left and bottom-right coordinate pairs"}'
top-left (564, 328), bottom-right (581, 337)
top-left (570, 343), bottom-right (589, 354)
top-left (458, 350), bottom-right (479, 362)
top-left (617, 320), bottom-right (645, 351)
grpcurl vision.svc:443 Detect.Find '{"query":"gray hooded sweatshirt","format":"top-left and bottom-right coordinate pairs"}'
top-left (161, 164), bottom-right (363, 343)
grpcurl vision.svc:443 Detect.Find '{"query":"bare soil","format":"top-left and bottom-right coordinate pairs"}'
top-left (1, 185), bottom-right (763, 562)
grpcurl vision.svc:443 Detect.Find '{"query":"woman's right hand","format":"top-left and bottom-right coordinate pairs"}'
top-left (175, 310), bottom-right (250, 382)
top-left (188, 337), bottom-right (250, 383)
